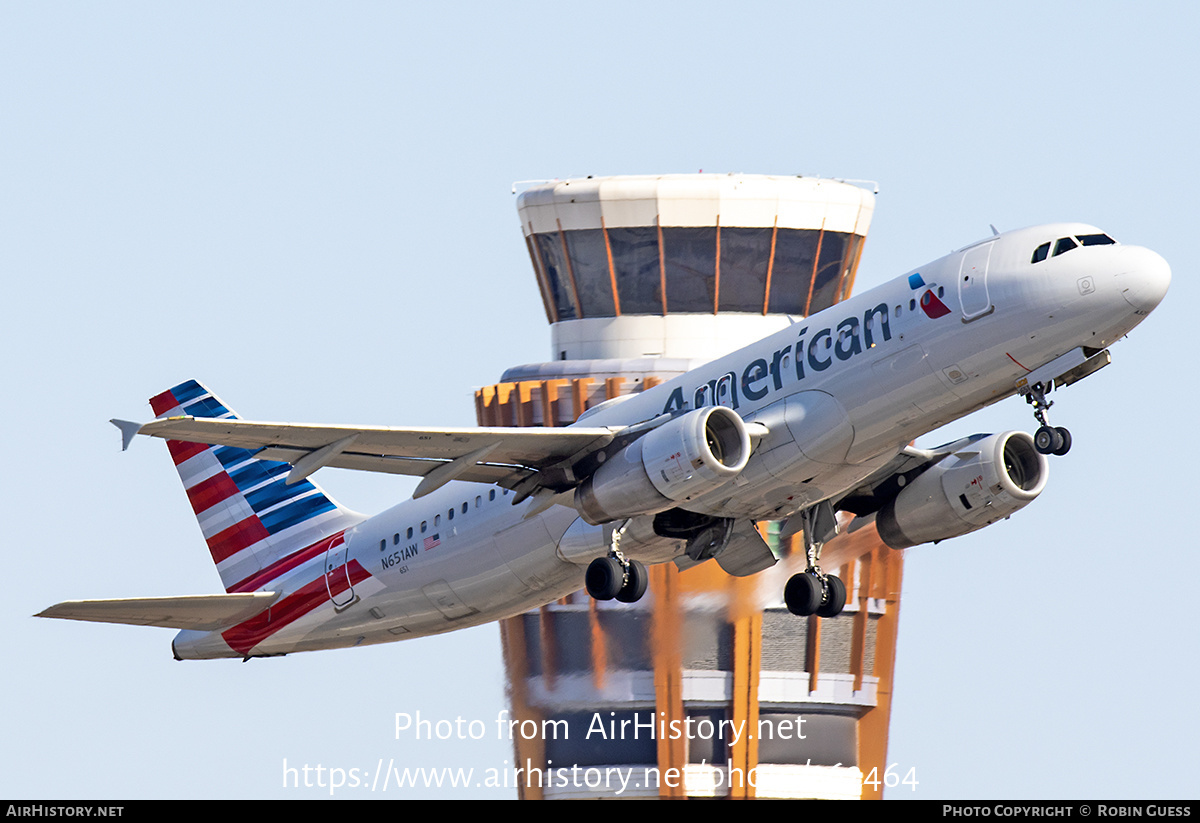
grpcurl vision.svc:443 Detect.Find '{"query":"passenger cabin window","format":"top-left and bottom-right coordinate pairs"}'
top-left (715, 375), bottom-right (734, 407)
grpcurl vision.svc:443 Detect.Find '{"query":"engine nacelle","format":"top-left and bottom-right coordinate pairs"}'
top-left (575, 406), bottom-right (751, 525)
top-left (876, 431), bottom-right (1048, 550)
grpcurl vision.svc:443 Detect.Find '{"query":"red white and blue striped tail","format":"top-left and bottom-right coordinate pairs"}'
top-left (148, 380), bottom-right (364, 593)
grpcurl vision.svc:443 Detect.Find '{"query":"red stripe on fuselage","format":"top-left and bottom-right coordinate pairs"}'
top-left (221, 559), bottom-right (371, 656)
top-left (1007, 352), bottom-right (1031, 372)
top-left (207, 516), bottom-right (270, 564)
top-left (227, 532), bottom-right (346, 593)
top-left (186, 471), bottom-right (241, 515)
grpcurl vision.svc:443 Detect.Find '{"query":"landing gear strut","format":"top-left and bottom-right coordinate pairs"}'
top-left (1024, 381), bottom-right (1072, 456)
top-left (783, 504), bottom-right (846, 618)
top-left (584, 523), bottom-right (648, 603)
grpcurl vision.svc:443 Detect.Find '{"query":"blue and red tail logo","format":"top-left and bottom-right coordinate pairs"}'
top-left (908, 273), bottom-right (952, 319)
top-left (149, 380), bottom-right (363, 593)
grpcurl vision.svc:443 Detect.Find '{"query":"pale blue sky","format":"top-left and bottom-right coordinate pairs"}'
top-left (3, 1), bottom-right (1196, 798)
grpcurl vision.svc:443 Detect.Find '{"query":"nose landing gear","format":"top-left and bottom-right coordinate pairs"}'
top-left (1024, 381), bottom-right (1072, 456)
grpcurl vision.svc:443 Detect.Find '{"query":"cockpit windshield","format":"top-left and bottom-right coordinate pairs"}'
top-left (1031, 232), bottom-right (1115, 264)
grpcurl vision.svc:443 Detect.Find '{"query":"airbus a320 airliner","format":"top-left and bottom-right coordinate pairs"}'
top-left (39, 223), bottom-right (1169, 659)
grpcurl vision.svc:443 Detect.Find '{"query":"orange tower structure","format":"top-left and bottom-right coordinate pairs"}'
top-left (476, 175), bottom-right (902, 799)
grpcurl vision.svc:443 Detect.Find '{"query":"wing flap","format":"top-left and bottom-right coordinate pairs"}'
top-left (253, 447), bottom-right (535, 488)
top-left (715, 521), bottom-right (778, 577)
top-left (37, 592), bottom-right (280, 631)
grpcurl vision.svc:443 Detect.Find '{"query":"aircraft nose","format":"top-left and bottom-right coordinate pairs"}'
top-left (1114, 246), bottom-right (1171, 313)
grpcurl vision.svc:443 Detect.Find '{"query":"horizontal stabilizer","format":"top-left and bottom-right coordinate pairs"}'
top-left (110, 418), bottom-right (142, 451)
top-left (36, 592), bottom-right (280, 631)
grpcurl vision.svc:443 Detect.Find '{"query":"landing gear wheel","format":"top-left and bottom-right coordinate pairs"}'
top-left (816, 574), bottom-right (847, 618)
top-left (1052, 426), bottom-right (1072, 456)
top-left (1027, 382), bottom-right (1073, 457)
top-left (585, 557), bottom-right (623, 601)
top-left (615, 559), bottom-right (648, 603)
top-left (784, 573), bottom-right (824, 616)
top-left (1034, 425), bottom-right (1063, 455)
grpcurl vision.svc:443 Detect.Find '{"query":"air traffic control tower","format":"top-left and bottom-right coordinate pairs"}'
top-left (475, 174), bottom-right (903, 799)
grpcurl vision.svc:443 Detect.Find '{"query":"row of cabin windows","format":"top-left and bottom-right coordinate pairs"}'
top-left (894, 285), bottom-right (946, 317)
top-left (378, 487), bottom-right (508, 550)
top-left (1031, 233), bottom-right (1115, 264)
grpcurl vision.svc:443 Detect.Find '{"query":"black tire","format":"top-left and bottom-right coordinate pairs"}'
top-left (616, 560), bottom-right (649, 603)
top-left (816, 574), bottom-right (847, 618)
top-left (1034, 425), bottom-right (1061, 455)
top-left (784, 573), bottom-right (823, 616)
top-left (1052, 426), bottom-right (1072, 456)
top-left (585, 557), bottom-right (623, 601)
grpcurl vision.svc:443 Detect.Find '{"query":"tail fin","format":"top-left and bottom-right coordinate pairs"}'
top-left (149, 380), bottom-right (364, 593)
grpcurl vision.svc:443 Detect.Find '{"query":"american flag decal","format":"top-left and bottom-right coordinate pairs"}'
top-left (424, 534), bottom-right (441, 551)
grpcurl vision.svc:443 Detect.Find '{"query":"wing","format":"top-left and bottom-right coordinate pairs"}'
top-left (133, 416), bottom-right (619, 499)
top-left (835, 434), bottom-right (999, 521)
top-left (835, 444), bottom-right (940, 518)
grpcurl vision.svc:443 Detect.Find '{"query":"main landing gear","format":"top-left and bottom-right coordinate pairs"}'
top-left (585, 523), bottom-right (648, 603)
top-left (585, 555), bottom-right (648, 603)
top-left (783, 504), bottom-right (846, 618)
top-left (1024, 381), bottom-right (1072, 456)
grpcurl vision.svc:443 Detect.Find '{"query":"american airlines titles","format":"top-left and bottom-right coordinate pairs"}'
top-left (661, 302), bottom-right (892, 415)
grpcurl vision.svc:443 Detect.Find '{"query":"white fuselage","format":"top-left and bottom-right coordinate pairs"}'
top-left (173, 223), bottom-right (1170, 659)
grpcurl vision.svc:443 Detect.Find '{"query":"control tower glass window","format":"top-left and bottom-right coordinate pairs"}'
top-left (809, 232), bottom-right (851, 314)
top-left (719, 227), bottom-right (773, 313)
top-left (530, 223), bottom-right (863, 320)
top-left (663, 227), bottom-right (718, 313)
top-left (768, 229), bottom-right (821, 314)
top-left (533, 233), bottom-right (579, 320)
top-left (563, 229), bottom-right (617, 316)
top-left (607, 226), bottom-right (663, 315)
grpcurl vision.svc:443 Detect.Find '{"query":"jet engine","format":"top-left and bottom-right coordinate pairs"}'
top-left (875, 431), bottom-right (1048, 549)
top-left (575, 406), bottom-right (751, 525)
